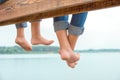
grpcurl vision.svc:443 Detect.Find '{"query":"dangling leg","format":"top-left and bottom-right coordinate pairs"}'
top-left (15, 23), bottom-right (32, 51)
top-left (68, 12), bottom-right (88, 50)
top-left (68, 12), bottom-right (88, 64)
top-left (56, 30), bottom-right (79, 68)
top-left (54, 16), bottom-right (79, 68)
top-left (31, 20), bottom-right (54, 45)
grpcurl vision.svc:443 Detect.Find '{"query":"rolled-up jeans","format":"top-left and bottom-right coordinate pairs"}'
top-left (54, 12), bottom-right (88, 36)
top-left (15, 22), bottom-right (27, 28)
top-left (15, 19), bottom-right (41, 28)
top-left (0, 0), bottom-right (7, 4)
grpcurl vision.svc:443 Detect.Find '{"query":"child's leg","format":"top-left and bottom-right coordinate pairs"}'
top-left (31, 20), bottom-right (54, 45)
top-left (15, 23), bottom-right (32, 51)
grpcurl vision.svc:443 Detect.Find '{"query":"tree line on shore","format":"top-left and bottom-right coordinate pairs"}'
top-left (0, 46), bottom-right (120, 54)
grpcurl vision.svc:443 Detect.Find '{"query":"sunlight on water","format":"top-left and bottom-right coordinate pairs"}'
top-left (0, 53), bottom-right (120, 80)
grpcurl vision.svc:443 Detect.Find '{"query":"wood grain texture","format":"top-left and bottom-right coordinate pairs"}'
top-left (0, 0), bottom-right (120, 26)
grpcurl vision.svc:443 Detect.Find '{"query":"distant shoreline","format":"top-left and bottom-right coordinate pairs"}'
top-left (0, 46), bottom-right (120, 54)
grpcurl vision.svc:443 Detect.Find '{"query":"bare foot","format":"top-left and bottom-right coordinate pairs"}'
top-left (59, 49), bottom-right (80, 63)
top-left (66, 61), bottom-right (78, 68)
top-left (66, 54), bottom-right (80, 68)
top-left (31, 36), bottom-right (54, 45)
top-left (15, 37), bottom-right (32, 51)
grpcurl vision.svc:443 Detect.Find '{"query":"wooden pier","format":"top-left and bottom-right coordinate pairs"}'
top-left (0, 0), bottom-right (120, 26)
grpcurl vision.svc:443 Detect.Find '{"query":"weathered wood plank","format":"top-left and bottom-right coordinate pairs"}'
top-left (0, 0), bottom-right (120, 26)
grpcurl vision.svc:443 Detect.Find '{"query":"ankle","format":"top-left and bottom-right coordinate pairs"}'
top-left (15, 37), bottom-right (25, 43)
top-left (60, 47), bottom-right (72, 52)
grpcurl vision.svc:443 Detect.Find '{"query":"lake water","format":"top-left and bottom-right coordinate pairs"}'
top-left (0, 53), bottom-right (120, 80)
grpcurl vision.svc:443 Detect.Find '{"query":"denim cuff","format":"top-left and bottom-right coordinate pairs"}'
top-left (15, 22), bottom-right (27, 28)
top-left (68, 25), bottom-right (84, 36)
top-left (0, 0), bottom-right (7, 4)
top-left (54, 21), bottom-right (69, 32)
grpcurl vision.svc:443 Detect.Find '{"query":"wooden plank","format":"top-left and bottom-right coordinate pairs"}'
top-left (0, 0), bottom-right (120, 26)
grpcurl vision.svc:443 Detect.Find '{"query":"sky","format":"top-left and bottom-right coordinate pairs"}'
top-left (0, 6), bottom-right (120, 50)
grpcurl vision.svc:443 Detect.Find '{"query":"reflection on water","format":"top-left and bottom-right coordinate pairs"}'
top-left (0, 53), bottom-right (120, 80)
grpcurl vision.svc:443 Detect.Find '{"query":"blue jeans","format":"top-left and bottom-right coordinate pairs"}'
top-left (54, 12), bottom-right (88, 36)
top-left (15, 22), bottom-right (27, 28)
top-left (15, 20), bottom-right (41, 28)
top-left (0, 0), bottom-right (7, 4)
